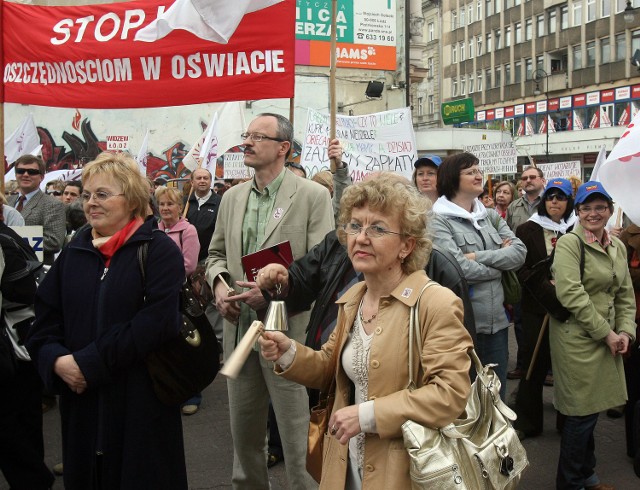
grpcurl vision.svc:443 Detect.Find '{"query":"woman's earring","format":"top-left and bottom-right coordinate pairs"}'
top-left (399, 254), bottom-right (405, 263)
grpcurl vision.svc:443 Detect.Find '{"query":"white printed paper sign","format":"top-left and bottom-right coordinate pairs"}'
top-left (537, 161), bottom-right (582, 180)
top-left (463, 142), bottom-right (518, 174)
top-left (9, 226), bottom-right (44, 262)
top-left (223, 152), bottom-right (253, 179)
top-left (301, 107), bottom-right (417, 182)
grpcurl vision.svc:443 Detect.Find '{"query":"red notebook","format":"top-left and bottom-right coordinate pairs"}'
top-left (241, 241), bottom-right (293, 282)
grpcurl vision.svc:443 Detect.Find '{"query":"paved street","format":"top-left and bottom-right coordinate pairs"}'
top-left (2, 330), bottom-right (639, 489)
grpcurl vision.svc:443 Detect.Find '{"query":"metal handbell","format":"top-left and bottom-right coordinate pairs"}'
top-left (263, 300), bottom-right (289, 332)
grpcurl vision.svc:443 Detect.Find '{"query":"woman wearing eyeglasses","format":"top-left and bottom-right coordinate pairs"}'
top-left (551, 181), bottom-right (636, 490)
top-left (431, 152), bottom-right (526, 398)
top-left (26, 152), bottom-right (188, 489)
top-left (511, 179), bottom-right (576, 439)
top-left (256, 174), bottom-right (473, 489)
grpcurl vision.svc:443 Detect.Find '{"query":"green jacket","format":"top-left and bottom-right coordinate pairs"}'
top-left (550, 224), bottom-right (637, 416)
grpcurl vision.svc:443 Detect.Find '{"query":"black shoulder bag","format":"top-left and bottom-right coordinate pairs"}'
top-left (138, 240), bottom-right (221, 406)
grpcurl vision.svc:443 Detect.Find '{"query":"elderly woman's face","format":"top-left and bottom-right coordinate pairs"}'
top-left (82, 175), bottom-right (132, 236)
top-left (495, 185), bottom-right (513, 207)
top-left (346, 204), bottom-right (414, 277)
top-left (158, 195), bottom-right (181, 225)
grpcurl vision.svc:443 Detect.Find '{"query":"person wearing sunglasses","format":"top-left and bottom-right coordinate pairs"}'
top-left (8, 155), bottom-right (66, 265)
top-left (550, 181), bottom-right (636, 490)
top-left (511, 179), bottom-right (576, 440)
top-left (45, 180), bottom-right (66, 201)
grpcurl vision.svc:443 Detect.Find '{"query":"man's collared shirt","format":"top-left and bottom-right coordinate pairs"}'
top-left (525, 194), bottom-right (542, 214)
top-left (19, 188), bottom-right (40, 205)
top-left (196, 190), bottom-right (212, 209)
top-left (239, 168), bottom-right (287, 329)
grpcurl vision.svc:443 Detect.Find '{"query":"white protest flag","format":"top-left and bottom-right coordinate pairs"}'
top-left (200, 113), bottom-right (219, 174)
top-left (598, 111), bottom-right (640, 224)
top-left (183, 102), bottom-right (245, 172)
top-left (4, 114), bottom-right (41, 164)
top-left (589, 145), bottom-right (607, 182)
top-left (40, 169), bottom-right (84, 190)
top-left (135, 0), bottom-right (283, 43)
top-left (548, 115), bottom-right (556, 133)
top-left (136, 129), bottom-right (150, 176)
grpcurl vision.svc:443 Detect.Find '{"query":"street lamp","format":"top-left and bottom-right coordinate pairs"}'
top-left (533, 68), bottom-right (550, 160)
top-left (624, 0), bottom-right (636, 24)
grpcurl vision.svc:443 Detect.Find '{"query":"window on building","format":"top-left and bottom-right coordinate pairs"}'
top-left (460, 42), bottom-right (466, 61)
top-left (561, 5), bottom-right (569, 29)
top-left (487, 32), bottom-right (492, 52)
top-left (573, 2), bottom-right (582, 26)
top-left (477, 72), bottom-right (483, 91)
top-left (548, 9), bottom-right (557, 33)
top-left (477, 35), bottom-right (483, 55)
top-left (573, 45), bottom-right (582, 69)
top-left (633, 29), bottom-right (640, 54)
top-left (587, 0), bottom-right (596, 21)
top-left (515, 61), bottom-right (522, 82)
top-left (452, 44), bottom-right (458, 63)
top-left (461, 77), bottom-right (467, 95)
top-left (452, 11), bottom-right (458, 30)
top-left (515, 0), bottom-right (522, 6)
top-left (505, 64), bottom-right (511, 84)
top-left (453, 78), bottom-right (459, 96)
top-left (602, 0), bottom-right (611, 17)
top-left (486, 0), bottom-right (492, 18)
top-left (478, 0), bottom-right (483, 20)
top-left (469, 4), bottom-right (474, 23)
top-left (526, 58), bottom-right (533, 79)
top-left (515, 22), bottom-right (522, 43)
top-left (486, 68), bottom-right (492, 90)
top-left (469, 76), bottom-right (475, 93)
top-left (506, 26), bottom-right (512, 46)
top-left (428, 22), bottom-right (435, 41)
top-left (616, 33), bottom-right (625, 61)
top-left (469, 39), bottom-right (475, 58)
top-left (461, 8), bottom-right (466, 26)
top-left (600, 37), bottom-right (611, 64)
top-left (495, 0), bottom-right (502, 13)
top-left (537, 55), bottom-right (545, 71)
top-left (506, 0), bottom-right (514, 9)
top-left (428, 95), bottom-right (435, 114)
top-left (586, 41), bottom-right (596, 66)
top-left (526, 18), bottom-right (532, 40)
top-left (417, 97), bottom-right (424, 116)
top-left (537, 14), bottom-right (545, 37)
top-left (496, 66), bottom-right (502, 87)
top-left (495, 29), bottom-right (502, 49)
top-left (427, 57), bottom-right (434, 76)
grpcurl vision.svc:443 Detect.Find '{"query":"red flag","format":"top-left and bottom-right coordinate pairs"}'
top-left (3, 0), bottom-right (295, 108)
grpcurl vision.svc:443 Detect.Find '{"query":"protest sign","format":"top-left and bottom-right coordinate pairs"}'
top-left (106, 135), bottom-right (130, 152)
top-left (537, 161), bottom-right (582, 180)
top-left (3, 0), bottom-right (294, 108)
top-left (223, 153), bottom-right (253, 179)
top-left (463, 142), bottom-right (518, 174)
top-left (10, 226), bottom-right (45, 262)
top-left (301, 107), bottom-right (417, 182)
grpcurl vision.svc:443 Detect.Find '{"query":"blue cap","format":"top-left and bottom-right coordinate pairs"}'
top-left (574, 181), bottom-right (612, 205)
top-left (414, 155), bottom-right (442, 168)
top-left (543, 178), bottom-right (573, 198)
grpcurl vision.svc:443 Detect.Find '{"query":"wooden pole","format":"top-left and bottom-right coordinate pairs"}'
top-left (289, 97), bottom-right (294, 127)
top-left (615, 208), bottom-right (623, 228)
top-left (329, 0), bottom-right (337, 173)
top-left (526, 314), bottom-right (550, 381)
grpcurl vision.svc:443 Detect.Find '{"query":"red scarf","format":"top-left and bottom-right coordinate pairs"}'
top-left (93, 218), bottom-right (144, 267)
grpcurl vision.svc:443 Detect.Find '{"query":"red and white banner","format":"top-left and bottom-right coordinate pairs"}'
top-left (2, 0), bottom-right (295, 108)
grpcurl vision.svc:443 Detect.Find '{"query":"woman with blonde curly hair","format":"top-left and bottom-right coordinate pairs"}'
top-left (256, 173), bottom-right (473, 489)
top-left (27, 152), bottom-right (188, 489)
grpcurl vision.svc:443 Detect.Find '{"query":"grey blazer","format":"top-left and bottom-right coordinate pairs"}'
top-left (9, 190), bottom-right (66, 264)
top-left (205, 170), bottom-right (334, 356)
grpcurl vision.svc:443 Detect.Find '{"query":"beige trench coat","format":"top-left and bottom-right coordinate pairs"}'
top-left (280, 271), bottom-right (473, 489)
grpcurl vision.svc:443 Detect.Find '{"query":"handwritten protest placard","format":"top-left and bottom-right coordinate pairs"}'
top-left (463, 142), bottom-right (518, 174)
top-left (223, 153), bottom-right (253, 179)
top-left (301, 107), bottom-right (417, 182)
top-left (537, 161), bottom-right (581, 180)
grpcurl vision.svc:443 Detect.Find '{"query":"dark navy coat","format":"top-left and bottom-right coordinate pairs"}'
top-left (27, 218), bottom-right (188, 490)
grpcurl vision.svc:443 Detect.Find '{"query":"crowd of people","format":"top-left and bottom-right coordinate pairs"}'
top-left (0, 111), bottom-right (638, 490)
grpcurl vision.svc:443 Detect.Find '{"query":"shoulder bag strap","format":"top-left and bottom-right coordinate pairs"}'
top-left (407, 281), bottom-right (437, 391)
top-left (567, 232), bottom-right (586, 281)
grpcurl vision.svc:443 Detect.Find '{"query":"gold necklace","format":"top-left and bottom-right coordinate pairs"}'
top-left (358, 298), bottom-right (377, 324)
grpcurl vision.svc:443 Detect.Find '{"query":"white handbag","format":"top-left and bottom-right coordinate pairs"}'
top-left (401, 289), bottom-right (528, 489)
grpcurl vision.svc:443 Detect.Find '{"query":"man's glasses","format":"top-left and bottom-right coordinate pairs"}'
top-left (521, 175), bottom-right (539, 181)
top-left (342, 222), bottom-right (403, 238)
top-left (240, 132), bottom-right (285, 143)
top-left (46, 190), bottom-right (62, 197)
top-left (544, 192), bottom-right (569, 202)
top-left (81, 191), bottom-right (125, 202)
top-left (15, 168), bottom-right (41, 176)
top-left (578, 205), bottom-right (609, 214)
